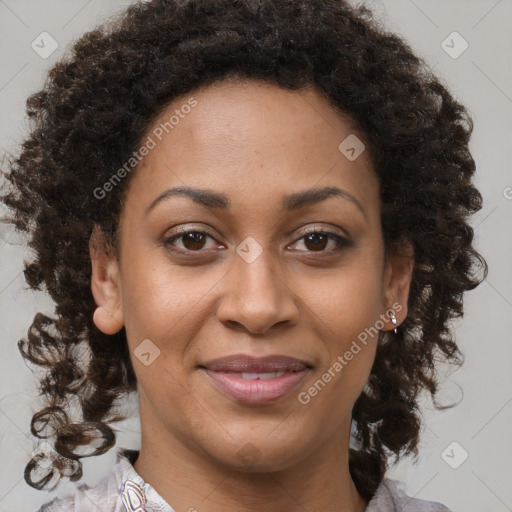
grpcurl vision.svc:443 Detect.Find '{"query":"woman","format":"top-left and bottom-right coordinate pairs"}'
top-left (1, 0), bottom-right (487, 510)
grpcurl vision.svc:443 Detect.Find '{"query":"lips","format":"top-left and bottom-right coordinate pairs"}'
top-left (202, 354), bottom-right (311, 373)
top-left (199, 354), bottom-right (312, 405)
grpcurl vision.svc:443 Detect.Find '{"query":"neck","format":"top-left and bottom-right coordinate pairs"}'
top-left (133, 404), bottom-right (368, 512)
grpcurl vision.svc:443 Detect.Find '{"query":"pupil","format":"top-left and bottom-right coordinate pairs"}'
top-left (179, 232), bottom-right (330, 252)
top-left (184, 232), bottom-right (205, 250)
top-left (306, 233), bottom-right (327, 251)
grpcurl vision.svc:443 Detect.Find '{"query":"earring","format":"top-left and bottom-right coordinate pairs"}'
top-left (390, 311), bottom-right (398, 334)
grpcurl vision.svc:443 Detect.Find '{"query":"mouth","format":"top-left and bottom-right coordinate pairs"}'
top-left (199, 354), bottom-right (313, 405)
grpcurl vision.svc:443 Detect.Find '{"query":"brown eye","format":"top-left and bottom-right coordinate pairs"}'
top-left (164, 230), bottom-right (217, 252)
top-left (180, 231), bottom-right (208, 251)
top-left (292, 228), bottom-right (350, 254)
top-left (163, 226), bottom-right (350, 257)
top-left (303, 232), bottom-right (329, 251)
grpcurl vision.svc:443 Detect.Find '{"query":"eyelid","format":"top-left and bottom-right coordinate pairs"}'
top-left (163, 223), bottom-right (351, 256)
top-left (294, 224), bottom-right (349, 239)
top-left (167, 222), bottom-right (348, 239)
top-left (167, 224), bottom-right (225, 242)
top-left (289, 227), bottom-right (351, 253)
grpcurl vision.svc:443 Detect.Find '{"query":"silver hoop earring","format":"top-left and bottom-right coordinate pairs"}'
top-left (390, 311), bottom-right (398, 334)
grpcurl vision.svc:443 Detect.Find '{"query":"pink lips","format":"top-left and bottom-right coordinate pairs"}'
top-left (200, 354), bottom-right (312, 405)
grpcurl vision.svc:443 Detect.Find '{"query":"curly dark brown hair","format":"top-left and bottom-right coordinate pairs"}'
top-left (0, 0), bottom-right (487, 502)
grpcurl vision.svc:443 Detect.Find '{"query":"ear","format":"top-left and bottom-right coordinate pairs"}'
top-left (89, 224), bottom-right (124, 335)
top-left (381, 238), bottom-right (414, 331)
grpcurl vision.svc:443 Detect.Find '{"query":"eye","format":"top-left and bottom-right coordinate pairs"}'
top-left (162, 226), bottom-right (350, 256)
top-left (290, 227), bottom-right (350, 254)
top-left (163, 229), bottom-right (221, 253)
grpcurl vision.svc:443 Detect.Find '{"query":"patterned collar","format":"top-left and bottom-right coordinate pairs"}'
top-left (78, 449), bottom-right (175, 512)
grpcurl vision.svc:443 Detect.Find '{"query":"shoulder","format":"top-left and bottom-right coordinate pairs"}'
top-left (36, 494), bottom-right (75, 512)
top-left (365, 477), bottom-right (453, 512)
top-left (35, 449), bottom-right (141, 512)
top-left (35, 478), bottom-right (121, 512)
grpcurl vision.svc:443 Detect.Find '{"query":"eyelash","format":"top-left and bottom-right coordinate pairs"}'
top-left (162, 227), bottom-right (350, 256)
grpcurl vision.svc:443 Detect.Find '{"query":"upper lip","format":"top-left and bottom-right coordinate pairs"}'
top-left (201, 354), bottom-right (312, 373)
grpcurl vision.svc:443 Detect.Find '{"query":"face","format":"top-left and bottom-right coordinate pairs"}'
top-left (90, 78), bottom-right (413, 472)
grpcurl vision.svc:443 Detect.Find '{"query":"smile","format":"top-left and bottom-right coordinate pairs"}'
top-left (199, 354), bottom-right (312, 405)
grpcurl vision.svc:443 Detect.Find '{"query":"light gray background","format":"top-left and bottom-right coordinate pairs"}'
top-left (0, 1), bottom-right (511, 511)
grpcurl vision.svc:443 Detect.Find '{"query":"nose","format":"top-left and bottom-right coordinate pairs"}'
top-left (215, 244), bottom-right (300, 335)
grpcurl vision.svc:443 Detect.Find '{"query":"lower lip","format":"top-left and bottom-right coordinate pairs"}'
top-left (202, 369), bottom-right (309, 405)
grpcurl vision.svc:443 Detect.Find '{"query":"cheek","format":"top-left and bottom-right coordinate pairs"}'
top-left (299, 285), bottom-right (380, 423)
top-left (119, 264), bottom-right (208, 408)
top-left (119, 255), bottom-right (223, 357)
top-left (298, 256), bottom-right (383, 389)
top-left (302, 258), bottom-right (384, 337)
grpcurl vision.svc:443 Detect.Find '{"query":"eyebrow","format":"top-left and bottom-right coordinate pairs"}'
top-left (144, 185), bottom-right (366, 218)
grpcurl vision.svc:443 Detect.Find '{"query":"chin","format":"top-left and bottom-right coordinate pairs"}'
top-left (201, 434), bottom-right (311, 474)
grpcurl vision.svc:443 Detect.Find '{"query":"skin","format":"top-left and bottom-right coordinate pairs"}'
top-left (90, 78), bottom-right (414, 512)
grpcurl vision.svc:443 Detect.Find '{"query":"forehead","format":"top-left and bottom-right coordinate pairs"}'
top-left (123, 78), bottom-right (378, 217)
